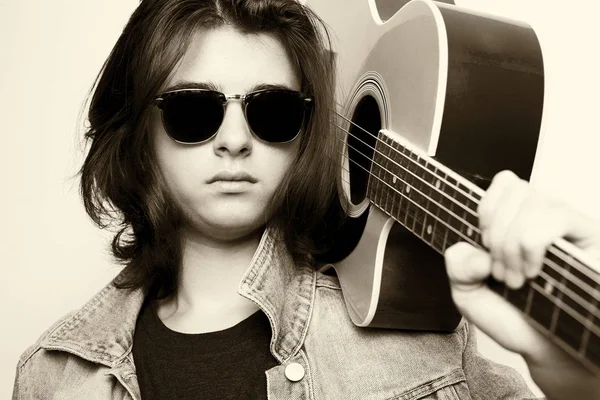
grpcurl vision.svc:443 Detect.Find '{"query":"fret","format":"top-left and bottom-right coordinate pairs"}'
top-left (413, 156), bottom-right (424, 194)
top-left (412, 205), bottom-right (425, 239)
top-left (444, 228), bottom-right (462, 251)
top-left (401, 147), bottom-right (413, 228)
top-left (438, 179), bottom-right (454, 220)
top-left (372, 137), bottom-right (385, 207)
top-left (369, 134), bottom-right (388, 208)
top-left (387, 142), bottom-right (397, 219)
top-left (439, 224), bottom-right (449, 253)
top-left (405, 150), bottom-right (419, 232)
top-left (582, 277), bottom-right (600, 367)
top-left (549, 260), bottom-right (567, 336)
top-left (429, 174), bottom-right (443, 206)
top-left (419, 160), bottom-right (433, 244)
top-left (525, 284), bottom-right (535, 315)
top-left (399, 146), bottom-right (411, 225)
top-left (429, 166), bottom-right (444, 253)
top-left (394, 142), bottom-right (404, 221)
top-left (391, 140), bottom-right (403, 220)
top-left (585, 284), bottom-right (600, 367)
top-left (436, 205), bottom-right (453, 252)
top-left (586, 326), bottom-right (600, 368)
top-left (549, 253), bottom-right (594, 353)
top-left (432, 169), bottom-right (450, 254)
top-left (506, 284), bottom-right (532, 313)
top-left (386, 140), bottom-right (396, 216)
top-left (409, 177), bottom-right (421, 234)
top-left (380, 138), bottom-right (392, 214)
top-left (528, 273), bottom-right (558, 332)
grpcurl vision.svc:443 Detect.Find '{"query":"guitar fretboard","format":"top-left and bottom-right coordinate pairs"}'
top-left (366, 132), bottom-right (600, 374)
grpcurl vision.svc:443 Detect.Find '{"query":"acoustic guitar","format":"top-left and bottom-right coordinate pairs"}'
top-left (309, 0), bottom-right (600, 377)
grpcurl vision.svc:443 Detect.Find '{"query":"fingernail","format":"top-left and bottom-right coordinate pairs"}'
top-left (506, 270), bottom-right (525, 289)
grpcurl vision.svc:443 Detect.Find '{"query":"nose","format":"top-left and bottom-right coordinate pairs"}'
top-left (212, 101), bottom-right (252, 157)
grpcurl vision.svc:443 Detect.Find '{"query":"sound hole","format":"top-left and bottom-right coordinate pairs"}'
top-left (348, 95), bottom-right (381, 205)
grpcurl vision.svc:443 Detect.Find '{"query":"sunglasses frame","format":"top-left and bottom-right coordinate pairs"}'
top-left (153, 88), bottom-right (314, 145)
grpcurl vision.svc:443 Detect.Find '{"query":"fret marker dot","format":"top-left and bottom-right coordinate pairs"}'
top-left (467, 227), bottom-right (473, 237)
top-left (435, 180), bottom-right (441, 189)
top-left (405, 186), bottom-right (410, 194)
top-left (544, 281), bottom-right (554, 295)
top-left (427, 225), bottom-right (432, 235)
top-left (393, 175), bottom-right (397, 184)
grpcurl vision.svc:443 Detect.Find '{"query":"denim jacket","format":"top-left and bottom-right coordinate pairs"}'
top-left (13, 228), bottom-right (540, 399)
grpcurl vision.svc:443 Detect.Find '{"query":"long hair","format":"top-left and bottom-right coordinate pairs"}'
top-left (80, 0), bottom-right (340, 300)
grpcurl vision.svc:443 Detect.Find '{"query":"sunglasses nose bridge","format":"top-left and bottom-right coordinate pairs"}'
top-left (223, 94), bottom-right (245, 104)
top-left (222, 93), bottom-right (251, 123)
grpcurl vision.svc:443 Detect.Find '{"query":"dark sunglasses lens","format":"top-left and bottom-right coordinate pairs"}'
top-left (246, 91), bottom-right (307, 142)
top-left (161, 92), bottom-right (223, 143)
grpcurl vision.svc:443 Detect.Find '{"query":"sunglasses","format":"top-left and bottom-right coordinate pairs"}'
top-left (153, 88), bottom-right (313, 144)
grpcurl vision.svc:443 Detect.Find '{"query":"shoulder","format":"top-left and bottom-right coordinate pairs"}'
top-left (309, 267), bottom-right (468, 357)
top-left (308, 268), bottom-right (536, 399)
top-left (13, 311), bottom-right (79, 399)
top-left (17, 310), bottom-right (77, 369)
top-left (306, 268), bottom-right (474, 398)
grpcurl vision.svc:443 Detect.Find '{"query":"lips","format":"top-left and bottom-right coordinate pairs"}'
top-left (206, 171), bottom-right (258, 184)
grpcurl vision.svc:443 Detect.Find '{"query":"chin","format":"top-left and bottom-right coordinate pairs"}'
top-left (209, 223), bottom-right (266, 242)
top-left (204, 212), bottom-right (266, 239)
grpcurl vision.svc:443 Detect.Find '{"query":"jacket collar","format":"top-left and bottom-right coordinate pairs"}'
top-left (40, 227), bottom-right (316, 367)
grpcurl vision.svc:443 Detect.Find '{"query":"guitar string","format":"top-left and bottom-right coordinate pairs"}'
top-left (330, 121), bottom-right (478, 227)
top-left (330, 119), bottom-right (480, 212)
top-left (332, 109), bottom-right (480, 204)
top-left (331, 135), bottom-right (600, 305)
top-left (328, 111), bottom-right (600, 348)
top-left (329, 129), bottom-right (600, 294)
top-left (328, 117), bottom-right (600, 286)
top-left (528, 278), bottom-right (600, 339)
top-left (333, 148), bottom-right (600, 313)
top-left (332, 151), bottom-right (600, 326)
top-left (534, 272), bottom-right (600, 337)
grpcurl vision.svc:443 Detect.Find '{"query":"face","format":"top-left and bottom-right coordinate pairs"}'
top-left (151, 27), bottom-right (302, 242)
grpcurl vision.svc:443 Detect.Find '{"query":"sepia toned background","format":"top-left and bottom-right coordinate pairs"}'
top-left (2, 0), bottom-right (599, 398)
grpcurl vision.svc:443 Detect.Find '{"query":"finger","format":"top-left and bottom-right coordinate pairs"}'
top-left (478, 170), bottom-right (519, 242)
top-left (491, 259), bottom-right (505, 281)
top-left (486, 178), bottom-right (528, 277)
top-left (516, 202), bottom-right (562, 278)
top-left (515, 193), bottom-right (580, 279)
top-left (445, 242), bottom-right (491, 291)
top-left (501, 195), bottom-right (546, 282)
top-left (446, 242), bottom-right (549, 357)
top-left (500, 238), bottom-right (523, 285)
top-left (504, 268), bottom-right (526, 289)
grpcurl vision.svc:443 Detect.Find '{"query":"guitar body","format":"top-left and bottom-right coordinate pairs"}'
top-left (311, 0), bottom-right (544, 331)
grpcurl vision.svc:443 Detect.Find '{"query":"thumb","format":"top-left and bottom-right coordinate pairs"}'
top-left (445, 242), bottom-right (549, 358)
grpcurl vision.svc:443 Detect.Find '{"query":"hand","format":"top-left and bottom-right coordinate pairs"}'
top-left (444, 170), bottom-right (600, 400)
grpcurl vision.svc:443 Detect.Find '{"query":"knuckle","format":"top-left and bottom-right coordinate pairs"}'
top-left (444, 242), bottom-right (470, 264)
top-left (502, 239), bottom-right (521, 265)
top-left (487, 230), bottom-right (503, 257)
top-left (519, 230), bottom-right (550, 259)
top-left (494, 169), bottom-right (518, 184)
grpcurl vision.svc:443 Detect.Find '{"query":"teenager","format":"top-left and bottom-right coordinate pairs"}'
top-left (13, 1), bottom-right (599, 399)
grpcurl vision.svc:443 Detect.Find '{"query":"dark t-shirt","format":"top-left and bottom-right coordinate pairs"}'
top-left (132, 300), bottom-right (277, 400)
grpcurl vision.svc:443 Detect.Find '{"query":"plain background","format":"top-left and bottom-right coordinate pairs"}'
top-left (2, 0), bottom-right (599, 398)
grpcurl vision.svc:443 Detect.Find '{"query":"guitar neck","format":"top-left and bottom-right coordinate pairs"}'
top-left (367, 130), bottom-right (600, 375)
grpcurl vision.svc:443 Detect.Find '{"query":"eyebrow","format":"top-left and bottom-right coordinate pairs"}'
top-left (161, 80), bottom-right (296, 94)
top-left (162, 80), bottom-right (220, 92)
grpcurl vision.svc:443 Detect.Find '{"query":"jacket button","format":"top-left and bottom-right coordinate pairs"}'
top-left (284, 362), bottom-right (305, 382)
